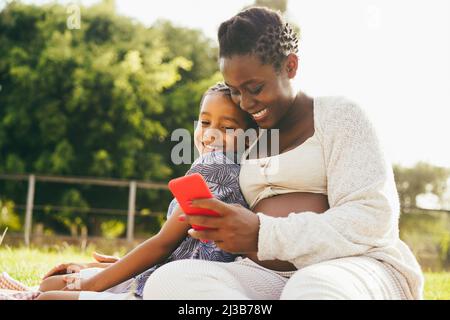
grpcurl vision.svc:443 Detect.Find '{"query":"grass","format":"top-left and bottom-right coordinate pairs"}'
top-left (0, 246), bottom-right (449, 300)
top-left (423, 272), bottom-right (450, 300)
top-left (0, 246), bottom-right (92, 287)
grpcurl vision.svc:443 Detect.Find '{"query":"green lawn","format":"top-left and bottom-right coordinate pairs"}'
top-left (0, 247), bottom-right (449, 300)
top-left (0, 246), bottom-right (93, 288)
top-left (423, 272), bottom-right (450, 300)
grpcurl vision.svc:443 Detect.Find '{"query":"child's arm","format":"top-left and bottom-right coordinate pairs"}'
top-left (43, 252), bottom-right (120, 279)
top-left (77, 205), bottom-right (190, 292)
top-left (85, 252), bottom-right (120, 268)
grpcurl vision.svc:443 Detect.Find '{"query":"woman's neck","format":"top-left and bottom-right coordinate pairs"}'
top-left (276, 92), bottom-right (310, 133)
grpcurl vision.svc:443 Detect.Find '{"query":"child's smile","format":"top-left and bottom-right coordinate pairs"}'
top-left (194, 93), bottom-right (253, 155)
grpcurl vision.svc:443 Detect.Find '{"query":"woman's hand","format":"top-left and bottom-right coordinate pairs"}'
top-left (180, 198), bottom-right (260, 254)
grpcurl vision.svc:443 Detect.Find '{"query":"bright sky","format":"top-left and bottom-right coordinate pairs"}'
top-left (18, 0), bottom-right (450, 167)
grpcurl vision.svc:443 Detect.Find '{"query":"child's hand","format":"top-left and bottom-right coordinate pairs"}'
top-left (42, 253), bottom-right (120, 280)
top-left (61, 274), bottom-right (94, 292)
top-left (92, 251), bottom-right (120, 263)
top-left (42, 263), bottom-right (88, 280)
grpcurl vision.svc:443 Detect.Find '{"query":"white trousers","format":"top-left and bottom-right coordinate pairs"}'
top-left (143, 256), bottom-right (408, 300)
top-left (78, 268), bottom-right (137, 300)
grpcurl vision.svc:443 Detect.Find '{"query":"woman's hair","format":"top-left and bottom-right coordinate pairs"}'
top-left (199, 82), bottom-right (257, 129)
top-left (218, 7), bottom-right (299, 71)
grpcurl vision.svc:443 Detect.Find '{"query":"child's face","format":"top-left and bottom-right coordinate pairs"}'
top-left (194, 94), bottom-right (250, 155)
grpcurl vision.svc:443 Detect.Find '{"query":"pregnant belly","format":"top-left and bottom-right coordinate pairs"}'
top-left (246, 192), bottom-right (329, 272)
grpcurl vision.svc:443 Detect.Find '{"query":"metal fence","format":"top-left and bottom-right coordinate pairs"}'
top-left (0, 173), bottom-right (170, 245)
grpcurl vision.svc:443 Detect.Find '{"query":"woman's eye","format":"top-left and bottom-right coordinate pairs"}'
top-left (201, 121), bottom-right (210, 126)
top-left (249, 84), bottom-right (264, 95)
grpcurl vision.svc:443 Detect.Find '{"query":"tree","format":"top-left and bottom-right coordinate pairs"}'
top-left (394, 162), bottom-right (450, 210)
top-left (150, 20), bottom-right (223, 177)
top-left (246, 0), bottom-right (300, 39)
top-left (0, 1), bottom-right (220, 235)
top-left (254, 0), bottom-right (288, 13)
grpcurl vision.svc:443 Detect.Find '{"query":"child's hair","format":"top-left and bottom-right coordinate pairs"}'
top-left (218, 7), bottom-right (299, 71)
top-left (199, 82), bottom-right (257, 129)
top-left (199, 82), bottom-right (232, 109)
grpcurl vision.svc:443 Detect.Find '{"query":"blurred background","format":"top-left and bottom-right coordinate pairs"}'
top-left (0, 0), bottom-right (449, 276)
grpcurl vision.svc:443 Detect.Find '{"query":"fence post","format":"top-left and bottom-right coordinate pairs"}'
top-left (127, 181), bottom-right (136, 243)
top-left (24, 174), bottom-right (35, 246)
top-left (80, 225), bottom-right (88, 252)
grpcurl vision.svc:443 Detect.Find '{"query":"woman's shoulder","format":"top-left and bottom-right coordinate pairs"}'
top-left (314, 96), bottom-right (373, 133)
top-left (315, 96), bottom-right (365, 118)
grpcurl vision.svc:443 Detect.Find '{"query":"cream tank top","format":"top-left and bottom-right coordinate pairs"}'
top-left (239, 104), bottom-right (327, 210)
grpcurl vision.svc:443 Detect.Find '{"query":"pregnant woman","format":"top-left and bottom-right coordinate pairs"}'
top-left (143, 7), bottom-right (424, 300)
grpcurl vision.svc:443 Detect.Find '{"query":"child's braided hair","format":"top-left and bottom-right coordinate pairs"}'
top-left (199, 82), bottom-right (232, 110)
top-left (218, 7), bottom-right (299, 71)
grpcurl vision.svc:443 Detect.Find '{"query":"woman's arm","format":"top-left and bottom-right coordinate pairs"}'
top-left (79, 205), bottom-right (190, 292)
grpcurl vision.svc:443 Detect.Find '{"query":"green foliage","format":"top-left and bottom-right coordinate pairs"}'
top-left (400, 210), bottom-right (450, 271)
top-left (0, 1), bottom-right (220, 235)
top-left (151, 21), bottom-right (224, 177)
top-left (0, 2), bottom-right (179, 180)
top-left (100, 219), bottom-right (125, 239)
top-left (58, 189), bottom-right (89, 228)
top-left (394, 162), bottom-right (450, 210)
top-left (0, 199), bottom-right (21, 231)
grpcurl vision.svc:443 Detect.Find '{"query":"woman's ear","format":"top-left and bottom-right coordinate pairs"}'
top-left (285, 54), bottom-right (299, 79)
top-left (243, 126), bottom-right (259, 149)
top-left (245, 136), bottom-right (250, 148)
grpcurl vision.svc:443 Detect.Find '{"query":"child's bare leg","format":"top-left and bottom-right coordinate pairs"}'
top-left (36, 291), bottom-right (80, 300)
top-left (39, 275), bottom-right (69, 292)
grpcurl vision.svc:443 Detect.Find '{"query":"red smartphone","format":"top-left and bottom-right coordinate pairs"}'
top-left (168, 173), bottom-right (220, 231)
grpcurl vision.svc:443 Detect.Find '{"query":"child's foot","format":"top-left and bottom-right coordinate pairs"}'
top-left (0, 272), bottom-right (30, 291)
top-left (0, 290), bottom-right (41, 300)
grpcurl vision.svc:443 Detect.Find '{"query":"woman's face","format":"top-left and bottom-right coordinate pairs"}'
top-left (219, 54), bottom-right (296, 129)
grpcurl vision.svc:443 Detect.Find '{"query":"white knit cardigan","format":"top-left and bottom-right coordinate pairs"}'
top-left (255, 96), bottom-right (424, 300)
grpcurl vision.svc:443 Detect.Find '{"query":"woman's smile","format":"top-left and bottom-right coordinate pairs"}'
top-left (251, 107), bottom-right (270, 123)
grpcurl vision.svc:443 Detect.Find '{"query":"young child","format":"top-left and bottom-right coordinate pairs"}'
top-left (0, 83), bottom-right (256, 300)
